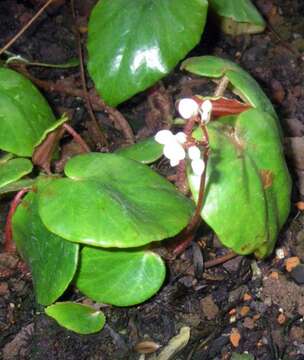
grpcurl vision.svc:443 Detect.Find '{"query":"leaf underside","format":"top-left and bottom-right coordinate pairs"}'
top-left (209, 0), bottom-right (265, 35)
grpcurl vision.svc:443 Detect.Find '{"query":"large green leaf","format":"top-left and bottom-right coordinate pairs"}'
top-left (38, 153), bottom-right (194, 248)
top-left (209, 0), bottom-right (265, 35)
top-left (12, 192), bottom-right (79, 305)
top-left (76, 247), bottom-right (166, 306)
top-left (181, 56), bottom-right (277, 119)
top-left (0, 67), bottom-right (60, 156)
top-left (45, 302), bottom-right (105, 334)
top-left (87, 0), bottom-right (208, 106)
top-left (116, 137), bottom-right (163, 164)
top-left (188, 109), bottom-right (291, 258)
top-left (0, 158), bottom-right (32, 188)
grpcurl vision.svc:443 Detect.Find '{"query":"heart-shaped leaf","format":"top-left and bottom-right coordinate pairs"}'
top-left (12, 192), bottom-right (79, 305)
top-left (38, 153), bottom-right (194, 248)
top-left (76, 246), bottom-right (166, 306)
top-left (87, 0), bottom-right (208, 106)
top-left (116, 137), bottom-right (163, 164)
top-left (45, 302), bottom-right (105, 334)
top-left (181, 56), bottom-right (277, 119)
top-left (0, 158), bottom-right (32, 188)
top-left (209, 0), bottom-right (265, 35)
top-left (188, 109), bottom-right (291, 258)
top-left (0, 67), bottom-right (61, 156)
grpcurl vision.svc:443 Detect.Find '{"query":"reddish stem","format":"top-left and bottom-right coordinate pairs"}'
top-left (204, 251), bottom-right (238, 269)
top-left (63, 123), bottom-right (91, 153)
top-left (4, 189), bottom-right (30, 253)
top-left (172, 124), bottom-right (210, 257)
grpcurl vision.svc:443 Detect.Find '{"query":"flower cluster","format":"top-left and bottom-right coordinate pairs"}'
top-left (154, 98), bottom-right (212, 176)
top-left (178, 98), bottom-right (212, 124)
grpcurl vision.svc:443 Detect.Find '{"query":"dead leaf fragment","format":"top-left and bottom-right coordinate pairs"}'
top-left (230, 328), bottom-right (241, 348)
top-left (156, 327), bottom-right (190, 360)
top-left (200, 295), bottom-right (219, 320)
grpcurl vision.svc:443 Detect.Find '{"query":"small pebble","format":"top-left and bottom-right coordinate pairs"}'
top-left (229, 328), bottom-right (241, 348)
top-left (285, 257), bottom-right (300, 272)
top-left (290, 264), bottom-right (304, 285)
top-left (277, 313), bottom-right (287, 325)
top-left (275, 248), bottom-right (285, 259)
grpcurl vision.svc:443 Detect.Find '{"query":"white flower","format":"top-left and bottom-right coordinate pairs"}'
top-left (199, 100), bottom-right (213, 124)
top-left (187, 145), bottom-right (205, 176)
top-left (177, 98), bottom-right (199, 119)
top-left (154, 130), bottom-right (186, 167)
top-left (188, 145), bottom-right (201, 160)
top-left (191, 158), bottom-right (205, 176)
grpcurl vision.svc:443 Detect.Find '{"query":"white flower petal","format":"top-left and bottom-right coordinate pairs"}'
top-left (175, 132), bottom-right (187, 144)
top-left (170, 158), bottom-right (180, 167)
top-left (200, 100), bottom-right (213, 123)
top-left (163, 142), bottom-right (186, 163)
top-left (188, 145), bottom-right (201, 160)
top-left (190, 174), bottom-right (201, 189)
top-left (177, 98), bottom-right (199, 119)
top-left (154, 130), bottom-right (174, 145)
top-left (191, 158), bottom-right (205, 176)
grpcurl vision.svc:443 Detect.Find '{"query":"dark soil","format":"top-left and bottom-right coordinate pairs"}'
top-left (1, 0), bottom-right (304, 359)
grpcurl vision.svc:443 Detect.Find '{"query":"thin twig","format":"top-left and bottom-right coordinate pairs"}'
top-left (204, 251), bottom-right (238, 269)
top-left (70, 0), bottom-right (108, 149)
top-left (63, 123), bottom-right (90, 152)
top-left (12, 64), bottom-right (135, 144)
top-left (214, 76), bottom-right (230, 97)
top-left (0, 0), bottom-right (54, 56)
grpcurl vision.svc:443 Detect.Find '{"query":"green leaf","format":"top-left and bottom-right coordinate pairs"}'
top-left (87, 0), bottom-right (208, 106)
top-left (12, 192), bottom-right (79, 305)
top-left (188, 109), bottom-right (291, 258)
top-left (116, 137), bottom-right (163, 164)
top-left (231, 353), bottom-right (255, 360)
top-left (45, 302), bottom-right (106, 334)
top-left (209, 0), bottom-right (265, 35)
top-left (0, 158), bottom-right (32, 188)
top-left (76, 247), bottom-right (166, 306)
top-left (181, 56), bottom-right (277, 119)
top-left (38, 153), bottom-right (194, 248)
top-left (0, 67), bottom-right (58, 156)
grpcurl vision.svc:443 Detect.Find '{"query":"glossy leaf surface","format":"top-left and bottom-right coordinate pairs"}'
top-left (116, 137), bottom-right (163, 164)
top-left (181, 56), bottom-right (277, 119)
top-left (88, 0), bottom-right (208, 106)
top-left (12, 192), bottom-right (79, 305)
top-left (188, 109), bottom-right (291, 258)
top-left (209, 0), bottom-right (265, 35)
top-left (38, 153), bottom-right (194, 248)
top-left (0, 158), bottom-right (32, 188)
top-left (45, 302), bottom-right (105, 334)
top-left (0, 67), bottom-right (58, 156)
top-left (76, 247), bottom-right (166, 306)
